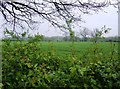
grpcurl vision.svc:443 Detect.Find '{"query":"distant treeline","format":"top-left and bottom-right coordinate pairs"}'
top-left (44, 36), bottom-right (119, 42)
top-left (2, 36), bottom-right (120, 42)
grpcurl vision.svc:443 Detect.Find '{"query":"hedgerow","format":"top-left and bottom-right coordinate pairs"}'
top-left (2, 39), bottom-right (120, 89)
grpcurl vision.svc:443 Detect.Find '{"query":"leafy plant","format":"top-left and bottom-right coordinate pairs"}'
top-left (2, 28), bottom-right (120, 88)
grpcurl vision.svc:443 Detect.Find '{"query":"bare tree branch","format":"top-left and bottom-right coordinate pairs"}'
top-left (0, 0), bottom-right (119, 32)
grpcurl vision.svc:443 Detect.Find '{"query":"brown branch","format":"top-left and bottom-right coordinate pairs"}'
top-left (0, 0), bottom-right (118, 32)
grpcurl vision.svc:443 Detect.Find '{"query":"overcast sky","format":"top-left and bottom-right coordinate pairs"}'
top-left (0, 4), bottom-right (118, 38)
top-left (82, 5), bottom-right (118, 37)
top-left (28, 5), bottom-right (118, 37)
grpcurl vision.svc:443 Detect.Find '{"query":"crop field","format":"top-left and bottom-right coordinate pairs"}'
top-left (2, 41), bottom-right (120, 88)
top-left (40, 42), bottom-right (118, 57)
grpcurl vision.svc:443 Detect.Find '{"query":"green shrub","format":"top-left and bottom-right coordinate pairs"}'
top-left (2, 40), bottom-right (120, 89)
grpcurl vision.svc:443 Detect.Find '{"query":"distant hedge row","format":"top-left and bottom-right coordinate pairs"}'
top-left (2, 36), bottom-right (120, 42)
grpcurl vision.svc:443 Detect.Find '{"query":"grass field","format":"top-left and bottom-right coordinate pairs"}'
top-left (39, 42), bottom-right (118, 57)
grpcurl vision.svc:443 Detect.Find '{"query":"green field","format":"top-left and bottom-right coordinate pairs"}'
top-left (39, 42), bottom-right (118, 57)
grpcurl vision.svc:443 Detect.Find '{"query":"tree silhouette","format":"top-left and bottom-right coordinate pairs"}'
top-left (0, 0), bottom-right (119, 31)
top-left (80, 27), bottom-right (90, 41)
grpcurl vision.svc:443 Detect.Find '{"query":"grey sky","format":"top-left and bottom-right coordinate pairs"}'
top-left (28, 5), bottom-right (118, 37)
top-left (81, 6), bottom-right (118, 37)
top-left (0, 5), bottom-right (118, 38)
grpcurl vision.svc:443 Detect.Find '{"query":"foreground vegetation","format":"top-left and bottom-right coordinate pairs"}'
top-left (2, 39), bottom-right (120, 89)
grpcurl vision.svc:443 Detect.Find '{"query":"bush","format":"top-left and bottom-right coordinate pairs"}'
top-left (2, 40), bottom-right (120, 89)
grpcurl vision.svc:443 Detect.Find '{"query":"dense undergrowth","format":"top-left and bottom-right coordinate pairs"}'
top-left (2, 40), bottom-right (120, 89)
